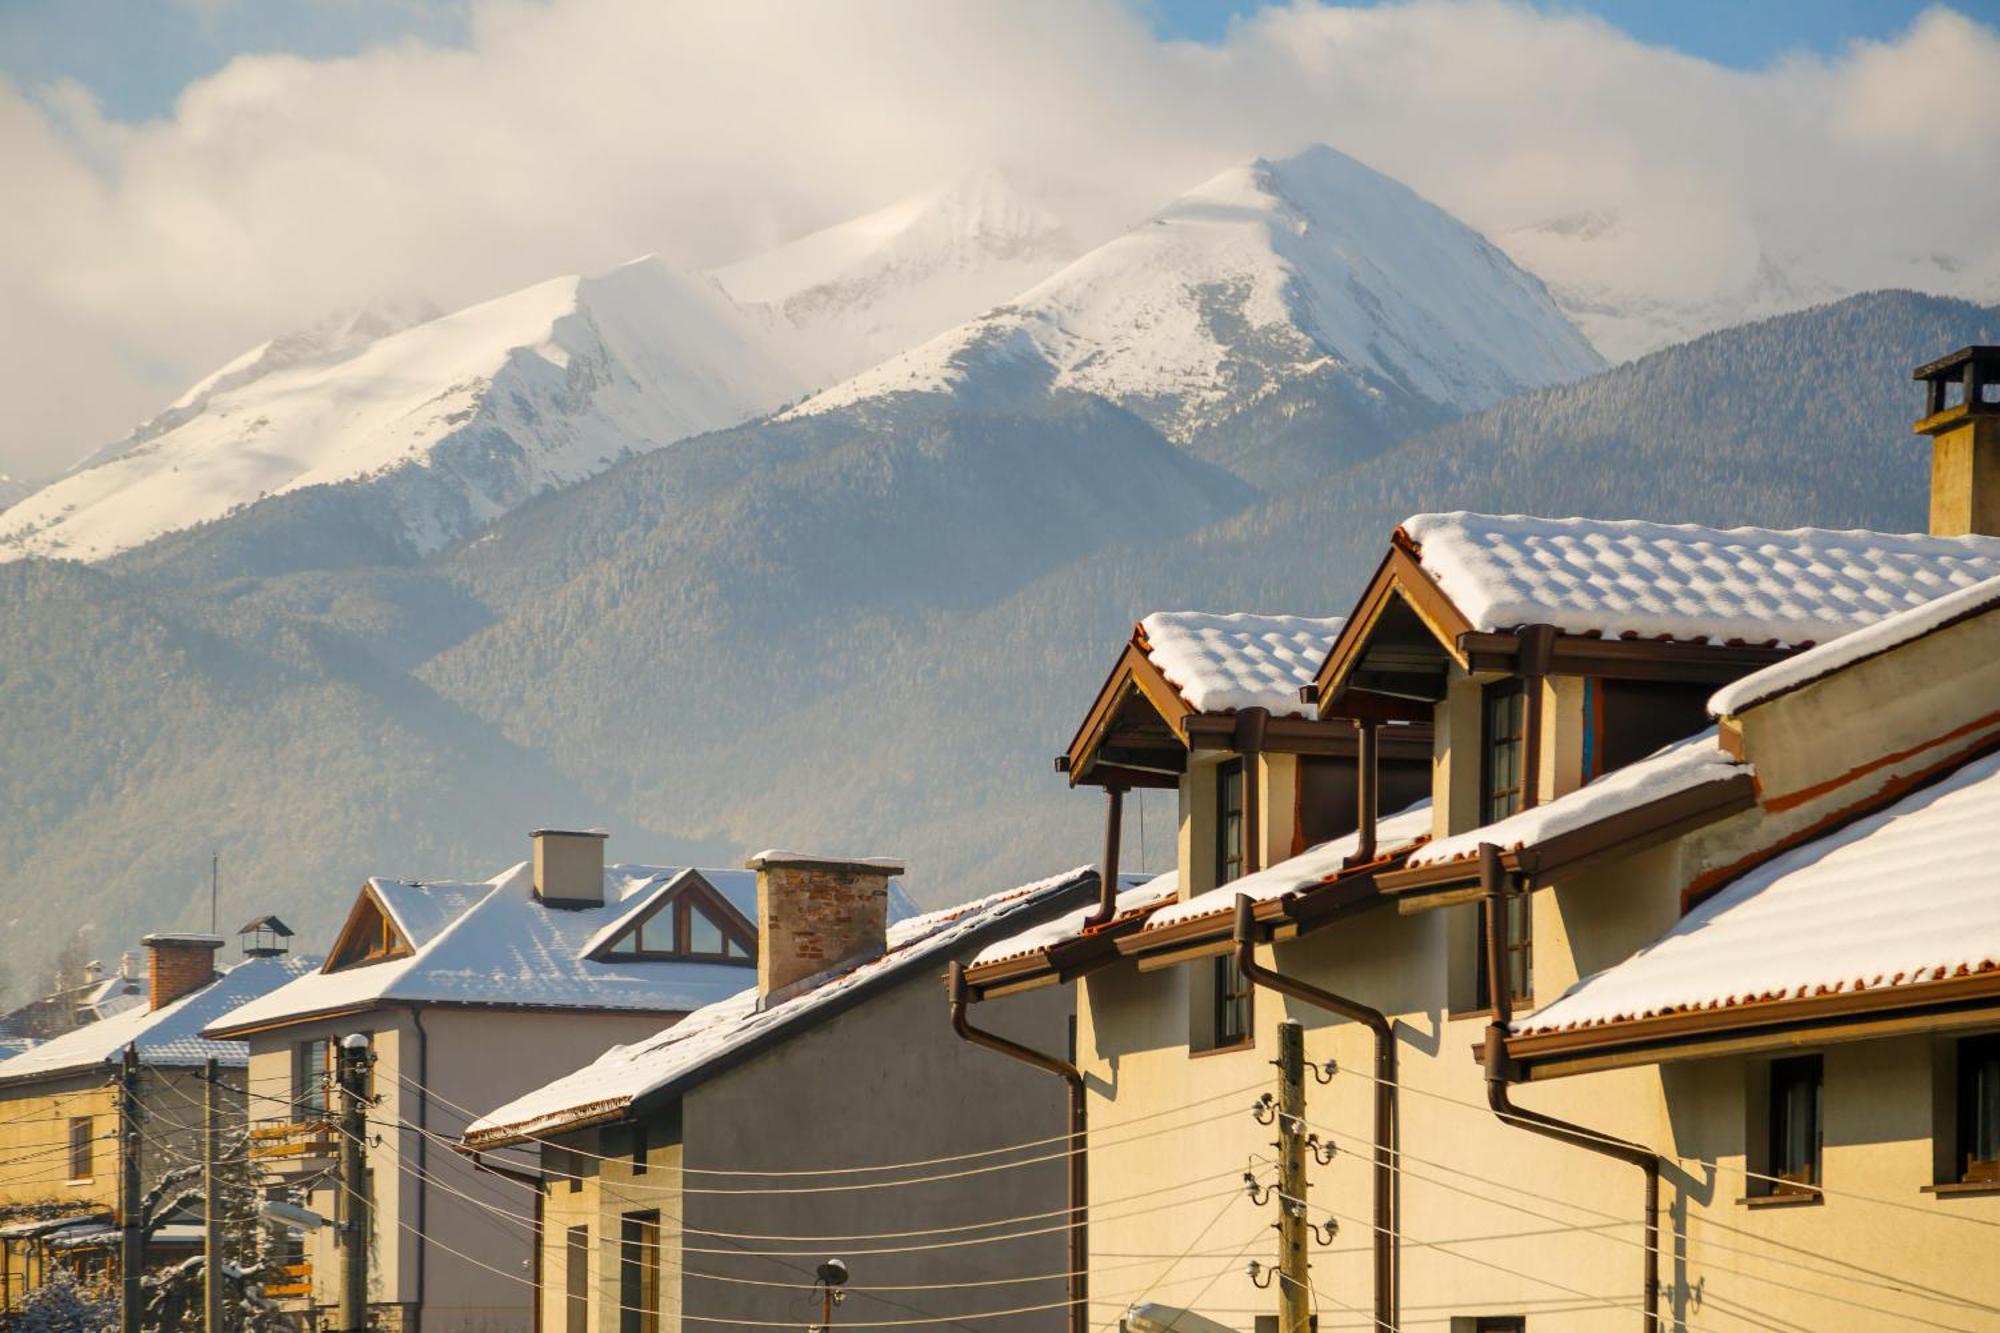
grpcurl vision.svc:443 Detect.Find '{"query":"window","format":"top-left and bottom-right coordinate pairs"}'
top-left (325, 895), bottom-right (413, 971)
top-left (1482, 680), bottom-right (1527, 823)
top-left (1766, 1056), bottom-right (1823, 1194)
top-left (600, 882), bottom-right (756, 964)
top-left (1472, 887), bottom-right (1533, 1012)
top-left (67, 1116), bottom-right (93, 1181)
top-left (294, 1039), bottom-right (331, 1117)
top-left (1213, 956), bottom-right (1252, 1047)
top-left (1193, 952), bottom-right (1253, 1055)
top-left (1216, 759), bottom-right (1245, 885)
top-left (619, 1212), bottom-right (661, 1333)
top-left (630, 1124), bottom-right (650, 1178)
top-left (1957, 1035), bottom-right (2000, 1183)
top-left (565, 1225), bottom-right (590, 1333)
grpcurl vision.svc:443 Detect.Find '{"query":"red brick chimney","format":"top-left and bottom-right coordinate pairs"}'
top-left (141, 933), bottom-right (224, 1011)
top-left (747, 851), bottom-right (904, 1006)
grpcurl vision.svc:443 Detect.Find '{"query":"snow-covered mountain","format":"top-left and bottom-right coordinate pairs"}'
top-left (789, 145), bottom-right (1604, 450)
top-left (712, 169), bottom-right (1078, 385)
top-left (0, 258), bottom-right (801, 564)
top-left (1501, 208), bottom-right (2000, 363)
top-left (0, 474), bottom-right (32, 513)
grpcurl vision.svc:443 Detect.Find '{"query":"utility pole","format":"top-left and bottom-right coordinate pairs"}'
top-left (1276, 1020), bottom-right (1311, 1333)
top-left (337, 1033), bottom-right (373, 1333)
top-left (204, 1056), bottom-right (224, 1333)
top-left (119, 1043), bottom-right (143, 1333)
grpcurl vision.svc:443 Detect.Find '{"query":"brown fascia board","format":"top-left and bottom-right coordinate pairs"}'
top-left (1064, 640), bottom-right (1197, 784)
top-left (1183, 713), bottom-right (1369, 756)
top-left (1117, 865), bottom-right (1395, 965)
top-left (1375, 772), bottom-right (1758, 905)
top-left (1501, 969), bottom-right (2000, 1080)
top-left (1460, 631), bottom-right (1794, 683)
top-left (1314, 540), bottom-right (1476, 708)
top-left (962, 909), bottom-right (1160, 998)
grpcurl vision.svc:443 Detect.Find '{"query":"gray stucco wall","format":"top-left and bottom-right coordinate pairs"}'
top-left (671, 967), bottom-right (1075, 1331)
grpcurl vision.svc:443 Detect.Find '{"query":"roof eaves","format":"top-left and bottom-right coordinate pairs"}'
top-left (623, 870), bottom-right (1098, 1119)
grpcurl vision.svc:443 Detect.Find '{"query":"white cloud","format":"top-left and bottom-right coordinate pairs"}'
top-left (4, 0), bottom-right (1998, 477)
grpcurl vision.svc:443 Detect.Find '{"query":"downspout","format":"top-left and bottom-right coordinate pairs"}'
top-left (1350, 719), bottom-right (1380, 866)
top-left (1236, 707), bottom-right (1270, 874)
top-left (1083, 787), bottom-right (1127, 929)
top-left (1232, 895), bottom-right (1396, 1333)
top-left (1519, 625), bottom-right (1557, 811)
top-left (947, 962), bottom-right (1086, 1333)
top-left (410, 1004), bottom-right (429, 1333)
top-left (1479, 843), bottom-right (1659, 1329)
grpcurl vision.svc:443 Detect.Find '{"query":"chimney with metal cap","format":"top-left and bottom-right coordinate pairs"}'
top-left (531, 829), bottom-right (608, 906)
top-left (141, 933), bottom-right (223, 1011)
top-left (1913, 346), bottom-right (2000, 536)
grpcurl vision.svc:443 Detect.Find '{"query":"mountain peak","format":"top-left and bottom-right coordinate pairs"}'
top-left (790, 144), bottom-right (1603, 457)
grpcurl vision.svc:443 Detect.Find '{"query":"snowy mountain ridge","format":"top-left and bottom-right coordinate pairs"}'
top-left (0, 258), bottom-right (801, 564)
top-left (788, 145), bottom-right (1605, 441)
top-left (712, 168), bottom-right (1078, 385)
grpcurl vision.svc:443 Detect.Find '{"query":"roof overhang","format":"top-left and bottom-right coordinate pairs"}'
top-left (1376, 771), bottom-right (1759, 911)
top-left (1315, 532), bottom-right (1797, 714)
top-left (1497, 970), bottom-right (2000, 1082)
top-left (1062, 633), bottom-right (1413, 787)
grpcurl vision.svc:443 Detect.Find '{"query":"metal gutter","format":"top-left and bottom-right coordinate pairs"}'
top-left (1231, 894), bottom-right (1396, 1333)
top-left (1479, 843), bottom-right (1659, 1329)
top-left (947, 961), bottom-right (1086, 1333)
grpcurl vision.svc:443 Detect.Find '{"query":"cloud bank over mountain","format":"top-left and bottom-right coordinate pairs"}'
top-left (5, 0), bottom-right (2000, 478)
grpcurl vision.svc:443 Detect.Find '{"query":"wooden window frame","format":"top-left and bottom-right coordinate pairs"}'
top-left (1213, 954), bottom-right (1253, 1050)
top-left (1481, 679), bottom-right (1527, 824)
top-left (67, 1116), bottom-right (94, 1183)
top-left (1216, 759), bottom-right (1245, 887)
top-left (599, 878), bottom-right (756, 965)
top-left (619, 1210), bottom-right (662, 1333)
top-left (1766, 1055), bottom-right (1824, 1195)
top-left (1471, 887), bottom-right (1533, 1013)
top-left (295, 1039), bottom-right (330, 1118)
top-left (1957, 1034), bottom-right (2000, 1184)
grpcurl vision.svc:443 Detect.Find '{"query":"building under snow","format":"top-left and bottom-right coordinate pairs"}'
top-left (959, 344), bottom-right (2000, 1331)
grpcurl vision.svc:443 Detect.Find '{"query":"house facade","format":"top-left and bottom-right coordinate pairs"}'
top-left (0, 928), bottom-right (314, 1310)
top-left (204, 829), bottom-right (809, 1333)
top-left (462, 853), bottom-right (1096, 1333)
top-left (962, 346), bottom-right (2000, 1330)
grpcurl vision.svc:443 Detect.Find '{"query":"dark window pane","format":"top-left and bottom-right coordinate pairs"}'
top-left (1960, 1035), bottom-right (2000, 1182)
top-left (566, 1225), bottom-right (590, 1333)
top-left (68, 1117), bottom-right (92, 1181)
top-left (1768, 1056), bottom-right (1822, 1190)
top-left (1217, 761), bottom-right (1245, 885)
top-left (688, 911), bottom-right (724, 956)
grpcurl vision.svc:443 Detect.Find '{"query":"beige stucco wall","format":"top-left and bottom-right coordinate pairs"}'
top-left (246, 1003), bottom-right (674, 1333)
top-left (1082, 654), bottom-right (2000, 1330)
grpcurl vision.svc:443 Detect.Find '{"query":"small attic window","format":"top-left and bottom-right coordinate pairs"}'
top-left (601, 880), bottom-right (754, 965)
top-left (326, 892), bottom-right (415, 972)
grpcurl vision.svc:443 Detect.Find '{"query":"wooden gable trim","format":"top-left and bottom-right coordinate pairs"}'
top-left (1063, 639), bottom-right (1197, 785)
top-left (1459, 631), bottom-right (1792, 683)
top-left (588, 870), bottom-right (757, 964)
top-left (323, 884), bottom-right (415, 974)
top-left (1313, 540), bottom-right (1475, 707)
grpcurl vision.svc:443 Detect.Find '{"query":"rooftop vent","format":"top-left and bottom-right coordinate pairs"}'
top-left (236, 915), bottom-right (294, 958)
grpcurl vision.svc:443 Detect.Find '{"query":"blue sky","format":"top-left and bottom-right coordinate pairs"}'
top-left (5, 0), bottom-right (1998, 121)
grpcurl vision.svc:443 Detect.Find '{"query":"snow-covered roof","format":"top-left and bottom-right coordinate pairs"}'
top-left (1138, 612), bottom-right (1344, 718)
top-left (1406, 731), bottom-right (1743, 871)
top-left (970, 872), bottom-right (1178, 968)
top-left (1518, 748), bottom-right (2000, 1038)
top-left (211, 864), bottom-right (789, 1036)
top-left (1708, 573), bottom-right (2000, 717)
top-left (464, 868), bottom-right (1095, 1145)
top-left (0, 953), bottom-right (317, 1084)
top-left (1401, 513), bottom-right (2000, 647)
top-left (1143, 800), bottom-right (1435, 933)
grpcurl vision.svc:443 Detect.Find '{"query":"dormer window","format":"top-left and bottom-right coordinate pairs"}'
top-left (1482, 679), bottom-right (1527, 823)
top-left (325, 891), bottom-right (414, 971)
top-left (598, 874), bottom-right (755, 965)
